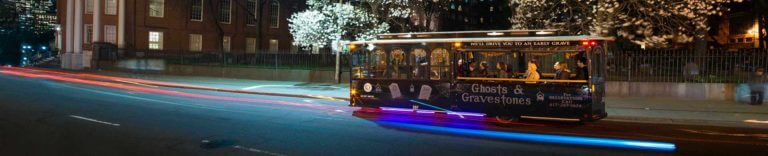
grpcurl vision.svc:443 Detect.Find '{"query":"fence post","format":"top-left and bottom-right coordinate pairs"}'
top-left (627, 53), bottom-right (632, 82)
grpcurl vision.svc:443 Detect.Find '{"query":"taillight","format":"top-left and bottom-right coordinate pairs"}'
top-left (581, 41), bottom-right (597, 47)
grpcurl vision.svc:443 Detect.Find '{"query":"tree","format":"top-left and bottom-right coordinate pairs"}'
top-left (356, 0), bottom-right (411, 32)
top-left (408, 0), bottom-right (450, 32)
top-left (510, 0), bottom-right (743, 48)
top-left (510, 0), bottom-right (597, 35)
top-left (288, 1), bottom-right (389, 48)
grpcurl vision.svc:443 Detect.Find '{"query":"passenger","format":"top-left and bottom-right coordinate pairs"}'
top-left (554, 61), bottom-right (571, 80)
top-left (376, 60), bottom-right (387, 78)
top-left (469, 62), bottom-right (478, 77)
top-left (525, 60), bottom-right (540, 81)
top-left (478, 61), bottom-right (489, 77)
top-left (573, 58), bottom-right (588, 80)
top-left (413, 56), bottom-right (428, 79)
top-left (496, 62), bottom-right (509, 78)
top-left (456, 59), bottom-right (469, 77)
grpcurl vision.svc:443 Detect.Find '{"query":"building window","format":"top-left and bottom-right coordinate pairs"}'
top-left (189, 34), bottom-right (203, 52)
top-left (191, 0), bottom-right (204, 21)
top-left (106, 0), bottom-right (118, 15)
top-left (269, 39), bottom-right (278, 53)
top-left (85, 0), bottom-right (93, 14)
top-left (149, 31), bottom-right (163, 50)
top-left (246, 38), bottom-right (257, 53)
top-left (246, 0), bottom-right (258, 26)
top-left (149, 0), bottom-right (164, 17)
top-left (269, 1), bottom-right (279, 28)
top-left (104, 25), bottom-right (117, 44)
top-left (220, 0), bottom-right (231, 23)
top-left (84, 25), bottom-right (93, 44)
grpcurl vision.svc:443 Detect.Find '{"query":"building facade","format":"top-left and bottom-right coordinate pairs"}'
top-left (57, 0), bottom-right (305, 69)
top-left (439, 0), bottom-right (510, 31)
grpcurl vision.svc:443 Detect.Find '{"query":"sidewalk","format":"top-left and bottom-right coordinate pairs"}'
top-left (605, 97), bottom-right (768, 128)
top-left (52, 69), bottom-right (768, 128)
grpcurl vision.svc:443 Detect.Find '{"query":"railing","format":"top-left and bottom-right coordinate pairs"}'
top-left (119, 49), bottom-right (348, 71)
top-left (114, 48), bottom-right (768, 83)
top-left (607, 49), bottom-right (768, 83)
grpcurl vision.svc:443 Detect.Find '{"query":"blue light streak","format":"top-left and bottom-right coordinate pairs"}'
top-left (378, 121), bottom-right (676, 152)
top-left (409, 100), bottom-right (488, 118)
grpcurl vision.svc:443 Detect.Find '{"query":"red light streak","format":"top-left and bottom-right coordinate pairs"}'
top-left (0, 69), bottom-right (338, 109)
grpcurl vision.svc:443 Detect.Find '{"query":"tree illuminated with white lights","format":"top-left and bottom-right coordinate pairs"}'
top-left (511, 0), bottom-right (743, 48)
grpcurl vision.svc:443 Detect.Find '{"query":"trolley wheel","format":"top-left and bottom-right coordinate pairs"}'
top-left (494, 115), bottom-right (520, 124)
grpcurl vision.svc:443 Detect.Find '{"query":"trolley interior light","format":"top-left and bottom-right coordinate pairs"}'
top-left (535, 31), bottom-right (555, 35)
top-left (453, 42), bottom-right (462, 48)
top-left (487, 32), bottom-right (504, 36)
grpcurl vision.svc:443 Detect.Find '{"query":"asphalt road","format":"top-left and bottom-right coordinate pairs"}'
top-left (0, 68), bottom-right (766, 156)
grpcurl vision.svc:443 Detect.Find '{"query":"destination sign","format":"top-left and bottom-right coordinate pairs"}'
top-left (467, 41), bottom-right (575, 47)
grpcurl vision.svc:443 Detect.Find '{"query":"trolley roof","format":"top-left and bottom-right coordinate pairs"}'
top-left (351, 30), bottom-right (614, 45)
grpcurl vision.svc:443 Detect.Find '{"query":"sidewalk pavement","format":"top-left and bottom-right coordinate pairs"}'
top-left (56, 69), bottom-right (768, 128)
top-left (604, 97), bottom-right (768, 128)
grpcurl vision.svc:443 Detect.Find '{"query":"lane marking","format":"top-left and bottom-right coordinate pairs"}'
top-left (55, 83), bottom-right (286, 115)
top-left (70, 115), bottom-right (120, 126)
top-left (233, 145), bottom-right (286, 156)
top-left (57, 84), bottom-right (228, 111)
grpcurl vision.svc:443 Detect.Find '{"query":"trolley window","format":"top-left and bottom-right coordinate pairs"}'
top-left (457, 50), bottom-right (589, 83)
top-left (411, 48), bottom-right (429, 80)
top-left (352, 48), bottom-right (388, 79)
top-left (390, 48), bottom-right (409, 79)
top-left (430, 48), bottom-right (450, 80)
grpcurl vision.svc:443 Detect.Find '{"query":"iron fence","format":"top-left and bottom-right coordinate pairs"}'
top-left (607, 49), bottom-right (768, 83)
top-left (120, 49), bottom-right (349, 71)
top-left (116, 48), bottom-right (768, 83)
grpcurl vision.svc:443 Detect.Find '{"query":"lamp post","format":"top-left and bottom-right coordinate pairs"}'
top-left (335, 0), bottom-right (344, 83)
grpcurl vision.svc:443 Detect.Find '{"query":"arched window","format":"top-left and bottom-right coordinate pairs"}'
top-left (411, 48), bottom-right (428, 79)
top-left (430, 48), bottom-right (450, 80)
top-left (370, 49), bottom-right (387, 78)
top-left (390, 48), bottom-right (407, 79)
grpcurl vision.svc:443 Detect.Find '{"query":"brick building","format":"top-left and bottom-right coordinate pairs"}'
top-left (57, 0), bottom-right (305, 69)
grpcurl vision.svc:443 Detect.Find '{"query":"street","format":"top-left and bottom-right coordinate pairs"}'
top-left (0, 68), bottom-right (766, 156)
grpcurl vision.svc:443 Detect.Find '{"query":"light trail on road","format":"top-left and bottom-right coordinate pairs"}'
top-left (0, 69), bottom-right (342, 110)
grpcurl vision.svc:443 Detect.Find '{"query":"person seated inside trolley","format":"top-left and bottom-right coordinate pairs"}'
top-left (477, 61), bottom-right (490, 77)
top-left (525, 59), bottom-right (541, 81)
top-left (572, 58), bottom-right (588, 80)
top-left (495, 62), bottom-right (510, 78)
top-left (413, 56), bottom-right (429, 79)
top-left (375, 60), bottom-right (387, 78)
top-left (456, 59), bottom-right (470, 78)
top-left (553, 61), bottom-right (572, 80)
top-left (468, 62), bottom-right (477, 77)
